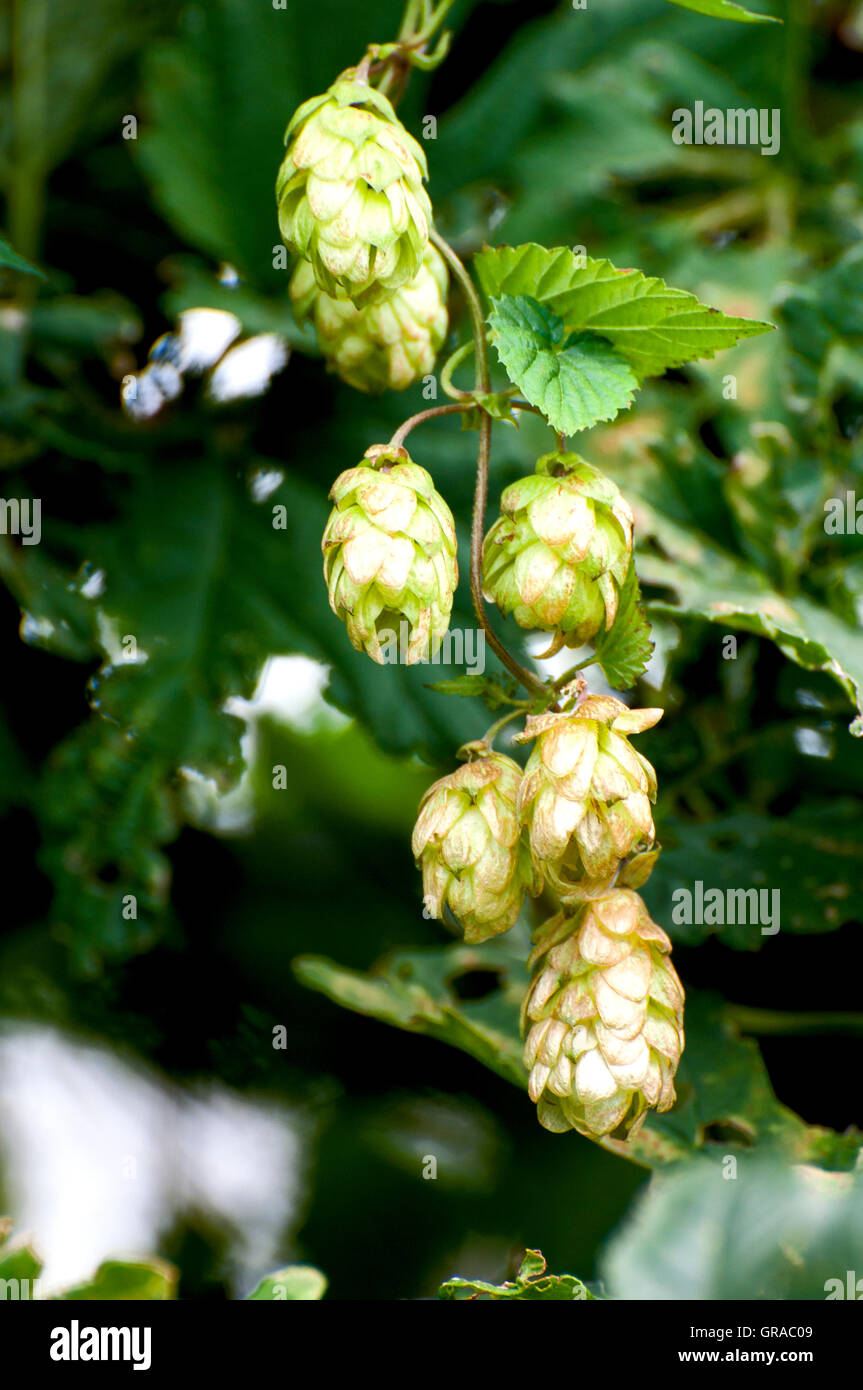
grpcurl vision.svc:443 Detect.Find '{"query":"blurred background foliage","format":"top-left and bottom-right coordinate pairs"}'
top-left (1, 0), bottom-right (863, 1299)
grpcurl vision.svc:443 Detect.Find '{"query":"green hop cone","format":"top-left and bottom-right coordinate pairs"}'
top-left (412, 743), bottom-right (540, 943)
top-left (290, 242), bottom-right (448, 393)
top-left (521, 888), bottom-right (685, 1139)
top-left (277, 74), bottom-right (432, 305)
top-left (322, 443), bottom-right (457, 664)
top-left (482, 453), bottom-right (634, 655)
top-left (515, 697), bottom-right (661, 889)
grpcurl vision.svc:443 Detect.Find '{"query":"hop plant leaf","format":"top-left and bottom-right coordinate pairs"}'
top-left (593, 565), bottom-right (654, 690)
top-left (487, 294), bottom-right (638, 435)
top-left (475, 244), bottom-right (774, 381)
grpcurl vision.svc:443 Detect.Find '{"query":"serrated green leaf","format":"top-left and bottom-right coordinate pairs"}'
top-left (475, 245), bottom-right (773, 381)
top-left (593, 564), bottom-right (653, 689)
top-left (666, 0), bottom-right (780, 23)
top-left (488, 295), bottom-right (638, 434)
top-left (439, 1249), bottom-right (595, 1300)
top-left (247, 1266), bottom-right (327, 1300)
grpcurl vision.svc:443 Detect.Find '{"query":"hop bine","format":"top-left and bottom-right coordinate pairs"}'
top-left (482, 453), bottom-right (634, 655)
top-left (277, 73), bottom-right (432, 305)
top-left (412, 744), bottom-right (540, 943)
top-left (322, 443), bottom-right (457, 664)
top-left (522, 887), bottom-right (685, 1139)
top-left (516, 697), bottom-right (661, 890)
top-left (291, 243), bottom-right (448, 394)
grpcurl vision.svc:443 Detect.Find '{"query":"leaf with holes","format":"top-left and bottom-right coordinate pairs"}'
top-left (294, 946), bottom-right (852, 1172)
top-left (439, 1249), bottom-right (596, 1300)
top-left (294, 940), bottom-right (528, 1089)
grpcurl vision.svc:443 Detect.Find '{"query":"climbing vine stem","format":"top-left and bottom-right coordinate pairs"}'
top-left (430, 229), bottom-right (546, 699)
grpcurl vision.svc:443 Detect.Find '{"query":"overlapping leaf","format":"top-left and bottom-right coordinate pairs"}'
top-left (487, 294), bottom-right (637, 434)
top-left (475, 244), bottom-right (773, 381)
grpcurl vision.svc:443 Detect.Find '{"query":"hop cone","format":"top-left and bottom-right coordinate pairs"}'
top-left (412, 744), bottom-right (540, 943)
top-left (277, 75), bottom-right (431, 305)
top-left (291, 243), bottom-right (448, 393)
top-left (516, 697), bottom-right (661, 889)
top-left (482, 453), bottom-right (634, 653)
top-left (521, 888), bottom-right (685, 1138)
top-left (322, 444), bottom-right (457, 664)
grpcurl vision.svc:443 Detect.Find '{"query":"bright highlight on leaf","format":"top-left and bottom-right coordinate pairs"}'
top-left (0, 235), bottom-right (46, 279)
top-left (666, 0), bottom-right (781, 23)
